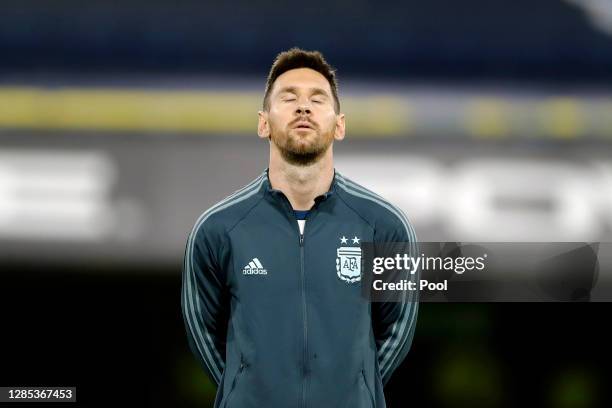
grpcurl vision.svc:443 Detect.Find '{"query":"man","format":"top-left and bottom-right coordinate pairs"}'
top-left (182, 48), bottom-right (418, 408)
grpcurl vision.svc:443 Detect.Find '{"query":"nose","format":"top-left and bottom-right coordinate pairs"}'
top-left (295, 105), bottom-right (311, 115)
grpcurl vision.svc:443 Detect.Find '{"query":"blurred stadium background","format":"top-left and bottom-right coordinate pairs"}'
top-left (1, 0), bottom-right (611, 406)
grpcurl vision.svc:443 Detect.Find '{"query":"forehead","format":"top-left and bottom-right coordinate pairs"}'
top-left (272, 68), bottom-right (332, 95)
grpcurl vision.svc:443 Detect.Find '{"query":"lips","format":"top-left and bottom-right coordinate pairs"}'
top-left (294, 121), bottom-right (314, 129)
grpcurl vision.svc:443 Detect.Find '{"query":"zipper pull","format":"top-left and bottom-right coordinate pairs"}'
top-left (300, 234), bottom-right (304, 246)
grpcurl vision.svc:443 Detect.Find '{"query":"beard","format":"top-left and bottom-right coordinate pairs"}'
top-left (269, 121), bottom-right (335, 166)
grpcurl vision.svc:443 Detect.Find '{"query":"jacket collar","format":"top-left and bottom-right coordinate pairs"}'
top-left (263, 167), bottom-right (337, 203)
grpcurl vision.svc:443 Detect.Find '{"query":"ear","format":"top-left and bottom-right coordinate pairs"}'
top-left (258, 111), bottom-right (270, 139)
top-left (334, 113), bottom-right (346, 141)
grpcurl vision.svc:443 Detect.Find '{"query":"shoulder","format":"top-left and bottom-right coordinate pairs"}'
top-left (189, 172), bottom-right (266, 241)
top-left (335, 172), bottom-right (416, 240)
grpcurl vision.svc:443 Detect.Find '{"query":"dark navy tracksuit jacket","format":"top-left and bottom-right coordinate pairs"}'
top-left (181, 169), bottom-right (419, 408)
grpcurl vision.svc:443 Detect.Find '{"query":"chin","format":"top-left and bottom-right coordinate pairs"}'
top-left (292, 138), bottom-right (320, 150)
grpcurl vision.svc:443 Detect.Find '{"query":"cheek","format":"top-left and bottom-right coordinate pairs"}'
top-left (319, 111), bottom-right (338, 129)
top-left (269, 108), bottom-right (292, 127)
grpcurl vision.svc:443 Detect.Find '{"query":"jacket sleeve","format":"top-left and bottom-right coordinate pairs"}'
top-left (371, 209), bottom-right (420, 386)
top-left (181, 216), bottom-right (230, 386)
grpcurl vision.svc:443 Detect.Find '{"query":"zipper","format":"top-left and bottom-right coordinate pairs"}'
top-left (273, 191), bottom-right (325, 408)
top-left (300, 228), bottom-right (308, 408)
top-left (299, 203), bottom-right (321, 408)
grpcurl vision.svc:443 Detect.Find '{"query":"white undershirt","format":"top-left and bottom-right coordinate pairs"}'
top-left (297, 219), bottom-right (306, 235)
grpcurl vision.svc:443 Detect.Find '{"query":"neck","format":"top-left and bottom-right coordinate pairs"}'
top-left (268, 145), bottom-right (335, 211)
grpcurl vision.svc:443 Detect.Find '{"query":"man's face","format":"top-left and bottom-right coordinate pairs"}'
top-left (259, 68), bottom-right (344, 166)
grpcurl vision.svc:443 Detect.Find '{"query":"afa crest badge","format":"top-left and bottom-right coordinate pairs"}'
top-left (336, 235), bottom-right (362, 283)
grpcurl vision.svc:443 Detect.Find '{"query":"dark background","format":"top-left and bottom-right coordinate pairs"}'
top-left (2, 265), bottom-right (610, 407)
top-left (2, 0), bottom-right (612, 82)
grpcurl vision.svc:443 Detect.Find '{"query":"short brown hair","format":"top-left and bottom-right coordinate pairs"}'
top-left (263, 47), bottom-right (340, 113)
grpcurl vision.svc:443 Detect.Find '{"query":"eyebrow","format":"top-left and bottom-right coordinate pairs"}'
top-left (277, 86), bottom-right (330, 97)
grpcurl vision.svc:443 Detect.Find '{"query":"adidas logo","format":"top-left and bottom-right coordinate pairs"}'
top-left (242, 258), bottom-right (268, 275)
